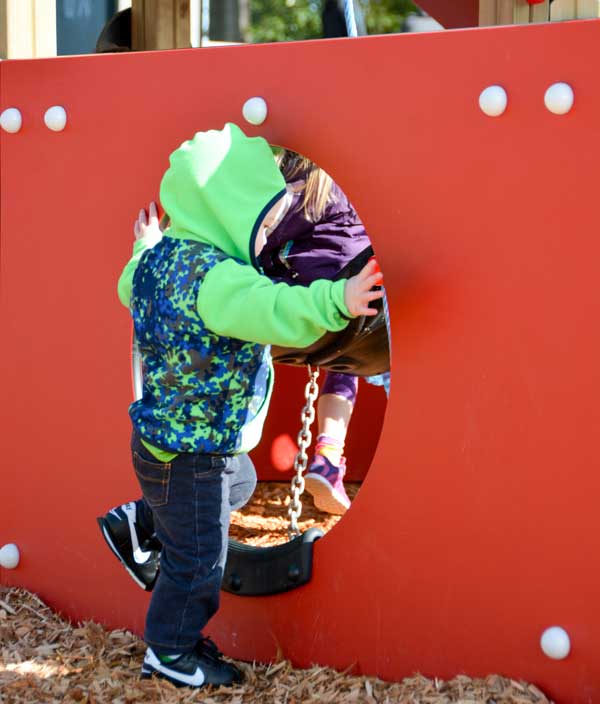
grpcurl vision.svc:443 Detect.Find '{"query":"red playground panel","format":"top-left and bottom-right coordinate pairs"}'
top-left (2, 18), bottom-right (600, 703)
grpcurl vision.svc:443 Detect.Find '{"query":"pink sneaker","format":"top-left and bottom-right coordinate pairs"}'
top-left (304, 454), bottom-right (351, 515)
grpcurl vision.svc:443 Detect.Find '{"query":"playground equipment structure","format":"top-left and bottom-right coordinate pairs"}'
top-left (2, 4), bottom-right (600, 702)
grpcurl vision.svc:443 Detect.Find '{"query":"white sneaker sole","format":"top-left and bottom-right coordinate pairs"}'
top-left (304, 473), bottom-right (351, 515)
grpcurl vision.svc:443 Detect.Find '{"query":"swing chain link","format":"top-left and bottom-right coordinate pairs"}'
top-left (288, 366), bottom-right (320, 537)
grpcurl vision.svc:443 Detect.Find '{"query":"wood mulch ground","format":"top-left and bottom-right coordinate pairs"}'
top-left (230, 481), bottom-right (360, 546)
top-left (0, 483), bottom-right (553, 703)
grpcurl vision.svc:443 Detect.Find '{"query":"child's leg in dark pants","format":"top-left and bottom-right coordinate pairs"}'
top-left (134, 453), bottom-right (256, 544)
top-left (135, 497), bottom-right (156, 542)
top-left (133, 441), bottom-right (256, 654)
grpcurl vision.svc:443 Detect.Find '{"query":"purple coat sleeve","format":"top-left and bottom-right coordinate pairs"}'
top-left (259, 182), bottom-right (372, 286)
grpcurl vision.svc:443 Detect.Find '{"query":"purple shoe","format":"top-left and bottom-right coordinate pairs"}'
top-left (304, 454), bottom-right (351, 515)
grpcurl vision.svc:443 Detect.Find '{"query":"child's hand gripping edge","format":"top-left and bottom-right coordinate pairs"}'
top-left (134, 201), bottom-right (163, 245)
top-left (344, 258), bottom-right (384, 318)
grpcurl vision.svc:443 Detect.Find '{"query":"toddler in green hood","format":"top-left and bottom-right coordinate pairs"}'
top-left (101, 123), bottom-right (382, 689)
top-left (159, 122), bottom-right (292, 268)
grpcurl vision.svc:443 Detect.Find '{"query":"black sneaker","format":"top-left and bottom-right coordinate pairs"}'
top-left (96, 502), bottom-right (159, 591)
top-left (141, 641), bottom-right (244, 688)
top-left (195, 637), bottom-right (244, 684)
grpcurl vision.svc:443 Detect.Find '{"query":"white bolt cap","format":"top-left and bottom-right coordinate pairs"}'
top-left (0, 544), bottom-right (20, 569)
top-left (540, 626), bottom-right (571, 660)
top-left (479, 86), bottom-right (508, 117)
top-left (242, 97), bottom-right (268, 126)
top-left (44, 105), bottom-right (67, 132)
top-left (0, 108), bottom-right (22, 133)
top-left (544, 83), bottom-right (574, 115)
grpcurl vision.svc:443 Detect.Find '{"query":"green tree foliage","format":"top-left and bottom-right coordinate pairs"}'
top-left (249, 1), bottom-right (324, 43)
top-left (362, 0), bottom-right (418, 35)
top-left (248, 0), bottom-right (419, 43)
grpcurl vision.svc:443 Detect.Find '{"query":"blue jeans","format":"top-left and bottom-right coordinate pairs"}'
top-left (131, 431), bottom-right (256, 654)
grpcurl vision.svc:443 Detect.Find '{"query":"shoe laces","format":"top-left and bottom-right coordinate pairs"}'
top-left (314, 439), bottom-right (345, 468)
top-left (310, 452), bottom-right (347, 479)
top-left (196, 636), bottom-right (223, 661)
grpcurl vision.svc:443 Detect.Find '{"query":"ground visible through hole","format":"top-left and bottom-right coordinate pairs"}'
top-left (230, 481), bottom-right (360, 546)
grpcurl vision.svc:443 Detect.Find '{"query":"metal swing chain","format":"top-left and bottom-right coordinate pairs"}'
top-left (288, 365), bottom-right (320, 537)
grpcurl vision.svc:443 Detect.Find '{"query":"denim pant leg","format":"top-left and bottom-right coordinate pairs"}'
top-left (133, 452), bottom-right (256, 542)
top-left (135, 497), bottom-right (155, 538)
top-left (132, 439), bottom-right (257, 654)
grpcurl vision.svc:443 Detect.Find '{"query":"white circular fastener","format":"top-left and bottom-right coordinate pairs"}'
top-left (0, 544), bottom-right (20, 569)
top-left (540, 626), bottom-right (571, 660)
top-left (44, 105), bottom-right (67, 132)
top-left (242, 97), bottom-right (268, 126)
top-left (544, 83), bottom-right (574, 115)
top-left (0, 108), bottom-right (22, 133)
top-left (479, 86), bottom-right (508, 117)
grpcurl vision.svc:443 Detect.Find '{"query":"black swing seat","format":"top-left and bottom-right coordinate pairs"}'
top-left (271, 247), bottom-right (390, 377)
top-left (222, 528), bottom-right (323, 596)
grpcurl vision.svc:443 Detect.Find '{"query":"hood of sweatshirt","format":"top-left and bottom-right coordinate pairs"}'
top-left (160, 122), bottom-right (286, 267)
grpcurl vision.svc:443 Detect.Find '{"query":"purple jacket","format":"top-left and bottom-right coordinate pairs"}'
top-left (259, 180), bottom-right (371, 286)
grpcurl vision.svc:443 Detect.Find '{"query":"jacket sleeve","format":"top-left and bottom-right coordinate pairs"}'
top-left (196, 258), bottom-right (352, 347)
top-left (117, 233), bottom-right (163, 308)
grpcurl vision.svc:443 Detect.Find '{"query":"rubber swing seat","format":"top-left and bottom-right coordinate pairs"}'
top-left (222, 528), bottom-right (323, 596)
top-left (271, 246), bottom-right (390, 377)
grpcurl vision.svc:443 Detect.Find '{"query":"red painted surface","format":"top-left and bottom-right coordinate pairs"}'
top-left (2, 19), bottom-right (600, 703)
top-left (416, 0), bottom-right (479, 28)
top-left (252, 367), bottom-right (385, 481)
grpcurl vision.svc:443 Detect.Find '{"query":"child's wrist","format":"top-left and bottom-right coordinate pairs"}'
top-left (133, 230), bottom-right (162, 253)
top-left (334, 280), bottom-right (353, 319)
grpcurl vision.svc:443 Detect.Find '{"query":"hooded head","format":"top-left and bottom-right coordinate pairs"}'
top-left (160, 123), bottom-right (288, 267)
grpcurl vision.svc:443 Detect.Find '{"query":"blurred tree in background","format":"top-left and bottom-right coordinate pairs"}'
top-left (247, 0), bottom-right (419, 43)
top-left (362, 0), bottom-right (419, 34)
top-left (248, 1), bottom-right (323, 42)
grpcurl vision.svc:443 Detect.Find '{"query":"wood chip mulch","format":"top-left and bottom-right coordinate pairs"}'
top-left (230, 481), bottom-right (360, 546)
top-left (0, 484), bottom-right (553, 702)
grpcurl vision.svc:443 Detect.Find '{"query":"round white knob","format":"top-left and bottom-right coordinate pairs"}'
top-left (0, 108), bottom-right (22, 133)
top-left (44, 105), bottom-right (67, 132)
top-left (479, 86), bottom-right (508, 117)
top-left (544, 83), bottom-right (574, 115)
top-left (0, 544), bottom-right (20, 569)
top-left (242, 97), bottom-right (268, 126)
top-left (540, 626), bottom-right (571, 660)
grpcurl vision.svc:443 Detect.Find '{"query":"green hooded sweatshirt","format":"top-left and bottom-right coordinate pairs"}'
top-left (118, 123), bottom-right (351, 458)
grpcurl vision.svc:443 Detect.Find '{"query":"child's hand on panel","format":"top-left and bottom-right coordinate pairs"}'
top-left (134, 202), bottom-right (162, 243)
top-left (344, 258), bottom-right (384, 317)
